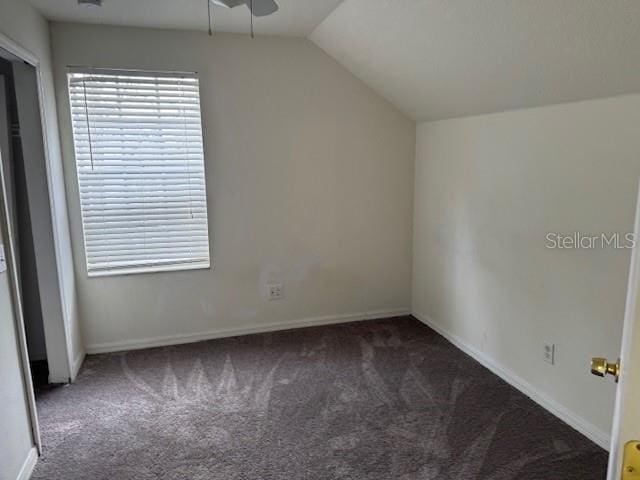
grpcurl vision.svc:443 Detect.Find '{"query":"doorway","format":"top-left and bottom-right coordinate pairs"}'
top-left (0, 42), bottom-right (74, 457)
top-left (0, 54), bottom-right (50, 392)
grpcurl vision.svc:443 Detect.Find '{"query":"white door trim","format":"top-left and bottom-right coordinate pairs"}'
top-left (0, 32), bottom-right (37, 66)
top-left (0, 31), bottom-right (74, 383)
top-left (0, 29), bottom-right (73, 456)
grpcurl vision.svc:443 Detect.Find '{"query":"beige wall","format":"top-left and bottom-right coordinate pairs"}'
top-left (50, 23), bottom-right (415, 352)
top-left (413, 94), bottom-right (640, 446)
top-left (0, 0), bottom-right (82, 383)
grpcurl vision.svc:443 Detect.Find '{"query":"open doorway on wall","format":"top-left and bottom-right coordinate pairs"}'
top-left (0, 49), bottom-right (52, 393)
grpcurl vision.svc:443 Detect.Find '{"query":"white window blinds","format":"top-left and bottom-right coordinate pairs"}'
top-left (68, 68), bottom-right (210, 276)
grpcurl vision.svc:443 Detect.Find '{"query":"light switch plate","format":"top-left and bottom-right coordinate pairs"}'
top-left (0, 244), bottom-right (6, 273)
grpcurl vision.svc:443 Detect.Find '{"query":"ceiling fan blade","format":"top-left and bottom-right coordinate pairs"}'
top-left (211, 0), bottom-right (245, 8)
top-left (248, 0), bottom-right (278, 17)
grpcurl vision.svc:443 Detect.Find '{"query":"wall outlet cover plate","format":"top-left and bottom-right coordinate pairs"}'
top-left (543, 342), bottom-right (555, 365)
top-left (267, 283), bottom-right (283, 300)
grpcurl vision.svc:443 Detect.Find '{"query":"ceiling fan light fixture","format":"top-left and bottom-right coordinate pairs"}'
top-left (207, 0), bottom-right (278, 38)
top-left (248, 0), bottom-right (278, 17)
top-left (211, 0), bottom-right (278, 16)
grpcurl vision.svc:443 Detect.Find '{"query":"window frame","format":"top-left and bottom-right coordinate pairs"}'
top-left (67, 67), bottom-right (211, 278)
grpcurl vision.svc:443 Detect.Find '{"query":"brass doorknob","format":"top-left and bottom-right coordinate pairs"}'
top-left (591, 357), bottom-right (620, 382)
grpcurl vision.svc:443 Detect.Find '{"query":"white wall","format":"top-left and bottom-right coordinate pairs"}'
top-left (0, 0), bottom-right (83, 383)
top-left (50, 23), bottom-right (415, 352)
top-left (413, 94), bottom-right (640, 446)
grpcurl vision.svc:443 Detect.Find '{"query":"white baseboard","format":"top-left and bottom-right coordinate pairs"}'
top-left (85, 308), bottom-right (411, 355)
top-left (70, 349), bottom-right (86, 382)
top-left (46, 350), bottom-right (86, 384)
top-left (48, 373), bottom-right (69, 384)
top-left (16, 447), bottom-right (37, 480)
top-left (412, 310), bottom-right (611, 451)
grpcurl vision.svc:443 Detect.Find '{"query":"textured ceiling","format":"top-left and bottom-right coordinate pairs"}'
top-left (29, 0), bottom-right (344, 37)
top-left (310, 0), bottom-right (640, 121)
top-left (29, 0), bottom-right (640, 121)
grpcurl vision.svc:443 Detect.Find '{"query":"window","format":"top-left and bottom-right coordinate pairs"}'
top-left (68, 68), bottom-right (210, 276)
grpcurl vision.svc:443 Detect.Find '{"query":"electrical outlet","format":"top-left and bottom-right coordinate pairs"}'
top-left (267, 283), bottom-right (283, 301)
top-left (543, 342), bottom-right (555, 365)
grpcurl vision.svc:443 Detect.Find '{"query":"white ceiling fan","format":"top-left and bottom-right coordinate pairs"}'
top-left (208, 0), bottom-right (279, 37)
top-left (212, 0), bottom-right (278, 17)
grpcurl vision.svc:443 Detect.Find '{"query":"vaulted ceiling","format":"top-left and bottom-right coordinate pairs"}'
top-left (311, 0), bottom-right (640, 121)
top-left (30, 0), bottom-right (640, 122)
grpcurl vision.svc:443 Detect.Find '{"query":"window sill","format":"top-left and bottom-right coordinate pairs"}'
top-left (87, 261), bottom-right (211, 278)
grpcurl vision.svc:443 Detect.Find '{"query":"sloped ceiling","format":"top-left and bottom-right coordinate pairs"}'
top-left (29, 0), bottom-right (344, 37)
top-left (310, 0), bottom-right (640, 121)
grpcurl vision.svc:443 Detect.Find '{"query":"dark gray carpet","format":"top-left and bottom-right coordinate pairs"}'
top-left (32, 316), bottom-right (607, 479)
